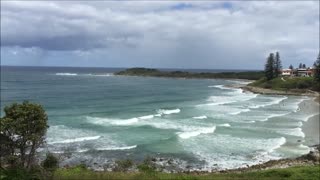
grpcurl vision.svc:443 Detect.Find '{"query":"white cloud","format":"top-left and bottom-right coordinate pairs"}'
top-left (1, 0), bottom-right (319, 69)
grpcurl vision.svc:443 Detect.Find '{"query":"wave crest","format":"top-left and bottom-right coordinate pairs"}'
top-left (157, 109), bottom-right (181, 115)
top-left (177, 126), bottom-right (216, 139)
top-left (50, 136), bottom-right (101, 144)
top-left (96, 145), bottom-right (137, 151)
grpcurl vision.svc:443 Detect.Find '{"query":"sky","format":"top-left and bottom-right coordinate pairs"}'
top-left (1, 0), bottom-right (319, 70)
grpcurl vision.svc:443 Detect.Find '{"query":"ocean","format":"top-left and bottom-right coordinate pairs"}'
top-left (1, 66), bottom-right (319, 171)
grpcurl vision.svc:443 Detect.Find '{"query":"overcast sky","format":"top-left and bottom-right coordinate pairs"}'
top-left (1, 0), bottom-right (319, 70)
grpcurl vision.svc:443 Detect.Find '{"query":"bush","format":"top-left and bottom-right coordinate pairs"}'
top-left (42, 153), bottom-right (59, 170)
top-left (137, 156), bottom-right (157, 175)
top-left (113, 159), bottom-right (134, 172)
top-left (297, 81), bottom-right (311, 89)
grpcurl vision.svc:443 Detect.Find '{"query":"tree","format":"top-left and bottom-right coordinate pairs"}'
top-left (289, 64), bottom-right (294, 70)
top-left (274, 52), bottom-right (282, 77)
top-left (0, 101), bottom-right (49, 168)
top-left (265, 53), bottom-right (275, 80)
top-left (299, 63), bottom-right (303, 68)
top-left (314, 52), bottom-right (320, 83)
top-left (302, 64), bottom-right (306, 69)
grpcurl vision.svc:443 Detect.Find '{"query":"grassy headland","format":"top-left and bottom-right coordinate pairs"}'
top-left (244, 77), bottom-right (320, 98)
top-left (115, 68), bottom-right (264, 80)
top-left (51, 165), bottom-right (320, 180)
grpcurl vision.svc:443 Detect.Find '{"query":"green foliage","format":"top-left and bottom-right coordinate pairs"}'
top-left (265, 53), bottom-right (275, 80)
top-left (50, 165), bottom-right (320, 180)
top-left (274, 52), bottom-right (282, 78)
top-left (137, 156), bottom-right (157, 175)
top-left (314, 52), bottom-right (320, 83)
top-left (113, 159), bottom-right (134, 172)
top-left (0, 101), bottom-right (49, 168)
top-left (116, 68), bottom-right (265, 80)
top-left (42, 153), bottom-right (59, 171)
top-left (250, 77), bottom-right (317, 91)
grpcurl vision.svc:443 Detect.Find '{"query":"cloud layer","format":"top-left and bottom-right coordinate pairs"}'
top-left (1, 1), bottom-right (319, 69)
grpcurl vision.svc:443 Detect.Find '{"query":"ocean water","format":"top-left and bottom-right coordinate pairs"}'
top-left (1, 66), bottom-right (319, 171)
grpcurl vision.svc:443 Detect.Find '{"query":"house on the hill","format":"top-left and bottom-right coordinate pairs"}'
top-left (296, 68), bottom-right (313, 77)
top-left (281, 67), bottom-right (315, 77)
top-left (281, 69), bottom-right (293, 76)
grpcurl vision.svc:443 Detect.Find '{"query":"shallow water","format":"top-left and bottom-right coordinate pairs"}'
top-left (1, 66), bottom-right (319, 171)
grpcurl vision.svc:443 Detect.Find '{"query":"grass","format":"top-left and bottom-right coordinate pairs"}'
top-left (249, 77), bottom-right (318, 91)
top-left (51, 165), bottom-right (320, 180)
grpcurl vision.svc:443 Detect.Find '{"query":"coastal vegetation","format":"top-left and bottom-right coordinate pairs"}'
top-left (249, 77), bottom-right (317, 91)
top-left (0, 101), bottom-right (49, 169)
top-left (251, 52), bottom-right (320, 92)
top-left (115, 68), bottom-right (264, 80)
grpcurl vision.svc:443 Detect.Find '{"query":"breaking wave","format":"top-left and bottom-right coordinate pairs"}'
top-left (157, 109), bottom-right (181, 115)
top-left (192, 115), bottom-right (207, 119)
top-left (55, 73), bottom-right (114, 77)
top-left (55, 73), bottom-right (78, 76)
top-left (249, 96), bottom-right (288, 109)
top-left (96, 145), bottom-right (137, 151)
top-left (177, 126), bottom-right (216, 139)
top-left (218, 123), bottom-right (231, 127)
top-left (50, 136), bottom-right (101, 144)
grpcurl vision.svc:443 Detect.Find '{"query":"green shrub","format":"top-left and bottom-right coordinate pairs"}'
top-left (42, 153), bottom-right (58, 170)
top-left (137, 156), bottom-right (157, 175)
top-left (113, 159), bottom-right (134, 172)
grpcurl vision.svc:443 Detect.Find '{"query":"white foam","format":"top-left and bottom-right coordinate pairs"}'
top-left (230, 108), bottom-right (251, 115)
top-left (277, 128), bottom-right (305, 137)
top-left (55, 73), bottom-right (78, 76)
top-left (226, 80), bottom-right (251, 85)
top-left (96, 145), bottom-right (137, 151)
top-left (138, 115), bottom-right (155, 120)
top-left (260, 112), bottom-right (291, 121)
top-left (301, 113), bottom-right (320, 122)
top-left (208, 85), bottom-right (233, 90)
top-left (192, 115), bottom-right (207, 119)
top-left (249, 96), bottom-right (288, 109)
top-left (55, 73), bottom-right (114, 77)
top-left (177, 126), bottom-right (216, 139)
top-left (157, 109), bottom-right (181, 115)
top-left (198, 91), bottom-right (257, 107)
top-left (268, 137), bottom-right (286, 152)
top-left (111, 118), bottom-right (139, 125)
top-left (218, 123), bottom-right (231, 127)
top-left (50, 136), bottom-right (101, 144)
top-left (77, 149), bottom-right (89, 153)
top-left (87, 114), bottom-right (156, 126)
top-left (85, 73), bottom-right (114, 77)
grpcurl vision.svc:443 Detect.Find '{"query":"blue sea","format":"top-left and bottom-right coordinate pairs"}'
top-left (1, 66), bottom-right (319, 171)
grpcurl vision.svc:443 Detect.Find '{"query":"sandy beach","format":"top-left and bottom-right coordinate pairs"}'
top-left (301, 98), bottom-right (320, 146)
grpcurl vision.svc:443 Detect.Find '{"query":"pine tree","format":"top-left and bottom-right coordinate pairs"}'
top-left (314, 52), bottom-right (320, 82)
top-left (289, 64), bottom-right (293, 69)
top-left (274, 52), bottom-right (282, 77)
top-left (265, 53), bottom-right (275, 80)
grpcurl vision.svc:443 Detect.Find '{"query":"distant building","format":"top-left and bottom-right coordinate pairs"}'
top-left (296, 68), bottom-right (312, 77)
top-left (281, 69), bottom-right (293, 76)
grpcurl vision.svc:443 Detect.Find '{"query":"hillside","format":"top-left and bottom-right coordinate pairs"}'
top-left (248, 77), bottom-right (320, 93)
top-left (115, 68), bottom-right (264, 80)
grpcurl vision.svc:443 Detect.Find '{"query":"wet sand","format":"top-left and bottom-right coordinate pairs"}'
top-left (301, 98), bottom-right (320, 146)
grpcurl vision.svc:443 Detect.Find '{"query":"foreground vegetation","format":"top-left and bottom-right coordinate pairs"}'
top-left (115, 68), bottom-right (264, 80)
top-left (1, 164), bottom-right (319, 180)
